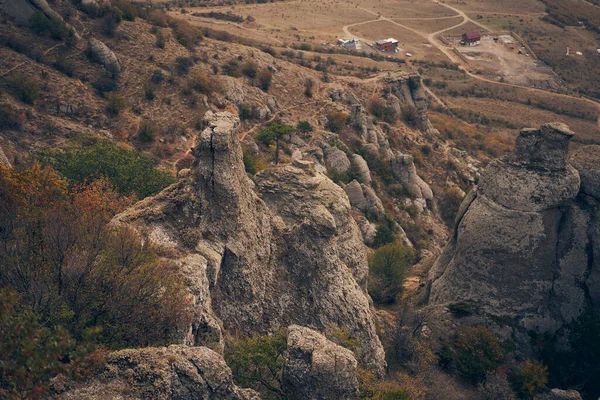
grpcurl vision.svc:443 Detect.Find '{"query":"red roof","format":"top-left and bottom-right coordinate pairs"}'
top-left (463, 31), bottom-right (481, 40)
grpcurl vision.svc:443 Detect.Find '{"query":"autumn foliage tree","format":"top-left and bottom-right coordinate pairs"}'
top-left (0, 164), bottom-right (192, 353)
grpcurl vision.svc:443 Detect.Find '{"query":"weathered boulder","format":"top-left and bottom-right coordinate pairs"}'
top-left (113, 112), bottom-right (386, 376)
top-left (390, 153), bottom-right (433, 203)
top-left (427, 123), bottom-right (598, 335)
top-left (542, 389), bottom-right (583, 400)
top-left (350, 154), bottom-right (372, 184)
top-left (60, 345), bottom-right (259, 400)
top-left (361, 184), bottom-right (385, 218)
top-left (343, 180), bottom-right (385, 219)
top-left (323, 145), bottom-right (351, 174)
top-left (282, 325), bottom-right (358, 400)
top-left (344, 180), bottom-right (367, 210)
top-left (88, 38), bottom-right (121, 76)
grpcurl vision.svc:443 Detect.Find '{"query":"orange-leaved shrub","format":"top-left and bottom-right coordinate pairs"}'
top-left (0, 164), bottom-right (193, 349)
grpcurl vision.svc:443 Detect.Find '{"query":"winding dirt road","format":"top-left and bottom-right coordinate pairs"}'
top-left (340, 1), bottom-right (600, 123)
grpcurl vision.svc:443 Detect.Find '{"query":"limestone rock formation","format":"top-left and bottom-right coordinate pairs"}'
top-left (427, 123), bottom-right (599, 334)
top-left (113, 111), bottom-right (386, 376)
top-left (344, 180), bottom-right (385, 219)
top-left (384, 72), bottom-right (439, 135)
top-left (282, 325), bottom-right (359, 400)
top-left (323, 145), bottom-right (351, 174)
top-left (88, 38), bottom-right (121, 76)
top-left (350, 154), bottom-right (372, 184)
top-left (391, 152), bottom-right (433, 211)
top-left (3, 0), bottom-right (80, 39)
top-left (60, 345), bottom-right (259, 400)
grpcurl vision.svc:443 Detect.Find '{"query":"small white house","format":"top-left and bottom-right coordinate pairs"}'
top-left (337, 38), bottom-right (361, 51)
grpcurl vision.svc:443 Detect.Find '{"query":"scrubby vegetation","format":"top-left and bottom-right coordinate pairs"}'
top-left (0, 164), bottom-right (191, 397)
top-left (40, 138), bottom-right (175, 199)
top-left (368, 244), bottom-right (414, 304)
top-left (439, 325), bottom-right (504, 384)
top-left (226, 330), bottom-right (287, 399)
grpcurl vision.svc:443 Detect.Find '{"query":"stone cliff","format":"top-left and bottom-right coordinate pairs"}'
top-left (113, 111), bottom-right (386, 375)
top-left (426, 123), bottom-right (599, 334)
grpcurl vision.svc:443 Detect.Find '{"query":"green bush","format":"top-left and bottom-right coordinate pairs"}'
top-left (373, 215), bottom-right (396, 248)
top-left (138, 121), bottom-right (155, 143)
top-left (0, 289), bottom-right (82, 399)
top-left (112, 0), bottom-right (138, 21)
top-left (510, 360), bottom-right (547, 399)
top-left (105, 92), bottom-right (126, 115)
top-left (226, 330), bottom-right (287, 398)
top-left (448, 302), bottom-right (475, 318)
top-left (8, 74), bottom-right (40, 105)
top-left (0, 166), bottom-right (191, 351)
top-left (41, 139), bottom-right (175, 198)
top-left (296, 120), bottom-right (313, 134)
top-left (29, 11), bottom-right (68, 40)
top-left (243, 150), bottom-right (264, 175)
top-left (439, 325), bottom-right (504, 384)
top-left (256, 122), bottom-right (295, 164)
top-left (367, 244), bottom-right (414, 304)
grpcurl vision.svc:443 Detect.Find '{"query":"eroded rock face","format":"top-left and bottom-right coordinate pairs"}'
top-left (113, 111), bottom-right (385, 376)
top-left (427, 123), bottom-right (598, 334)
top-left (384, 72), bottom-right (438, 135)
top-left (282, 325), bottom-right (359, 400)
top-left (391, 152), bottom-right (433, 210)
top-left (60, 345), bottom-right (259, 400)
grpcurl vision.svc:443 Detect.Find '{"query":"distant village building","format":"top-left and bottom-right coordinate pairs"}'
top-left (461, 30), bottom-right (481, 45)
top-left (337, 38), bottom-right (361, 51)
top-left (375, 38), bottom-right (399, 52)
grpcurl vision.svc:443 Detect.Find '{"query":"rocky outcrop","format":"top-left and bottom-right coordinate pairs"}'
top-left (221, 77), bottom-right (277, 120)
top-left (344, 180), bottom-right (385, 219)
top-left (391, 152), bottom-right (433, 211)
top-left (282, 325), bottom-right (359, 400)
top-left (323, 145), bottom-right (351, 174)
top-left (113, 112), bottom-right (385, 376)
top-left (427, 123), bottom-right (599, 334)
top-left (350, 154), bottom-right (372, 184)
top-left (60, 345), bottom-right (258, 400)
top-left (88, 38), bottom-right (121, 76)
top-left (4, 0), bottom-right (80, 39)
top-left (384, 72), bottom-right (438, 135)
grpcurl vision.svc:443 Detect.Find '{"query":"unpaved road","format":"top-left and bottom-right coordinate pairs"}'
top-left (342, 1), bottom-right (600, 123)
